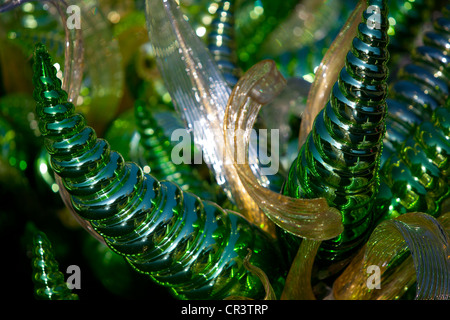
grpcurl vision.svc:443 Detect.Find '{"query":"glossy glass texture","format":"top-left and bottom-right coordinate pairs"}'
top-left (32, 44), bottom-right (286, 300)
top-left (0, 0), bottom-right (123, 135)
top-left (145, 0), bottom-right (276, 234)
top-left (134, 99), bottom-right (216, 202)
top-left (333, 212), bottom-right (450, 300)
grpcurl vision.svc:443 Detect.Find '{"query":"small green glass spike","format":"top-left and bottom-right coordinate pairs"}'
top-left (282, 0), bottom-right (390, 264)
top-left (28, 224), bottom-right (78, 300)
top-left (32, 43), bottom-right (286, 300)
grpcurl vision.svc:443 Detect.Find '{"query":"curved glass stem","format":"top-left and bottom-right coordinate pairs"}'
top-left (333, 212), bottom-right (450, 300)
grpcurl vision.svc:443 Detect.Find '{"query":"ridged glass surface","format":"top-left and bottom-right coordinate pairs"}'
top-left (333, 212), bottom-right (450, 300)
top-left (283, 0), bottom-right (390, 263)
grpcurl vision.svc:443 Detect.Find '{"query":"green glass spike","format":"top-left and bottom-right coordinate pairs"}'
top-left (29, 226), bottom-right (78, 300)
top-left (375, 7), bottom-right (450, 222)
top-left (32, 43), bottom-right (286, 300)
top-left (282, 0), bottom-right (391, 263)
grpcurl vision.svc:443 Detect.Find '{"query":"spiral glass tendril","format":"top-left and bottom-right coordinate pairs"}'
top-left (32, 43), bottom-right (286, 300)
